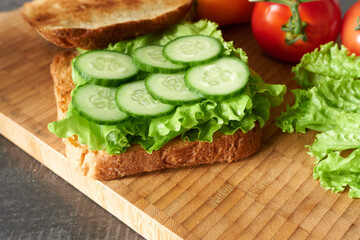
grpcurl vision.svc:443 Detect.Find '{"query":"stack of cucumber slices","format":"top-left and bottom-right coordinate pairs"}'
top-left (72, 35), bottom-right (250, 125)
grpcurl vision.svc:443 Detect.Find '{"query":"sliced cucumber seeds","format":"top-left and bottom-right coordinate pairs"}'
top-left (115, 80), bottom-right (175, 118)
top-left (145, 73), bottom-right (202, 105)
top-left (185, 57), bottom-right (249, 100)
top-left (74, 50), bottom-right (138, 86)
top-left (132, 45), bottom-right (187, 73)
top-left (163, 35), bottom-right (222, 66)
top-left (72, 84), bottom-right (128, 125)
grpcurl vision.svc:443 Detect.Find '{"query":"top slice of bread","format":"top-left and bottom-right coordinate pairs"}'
top-left (50, 51), bottom-right (263, 180)
top-left (22, 0), bottom-right (193, 49)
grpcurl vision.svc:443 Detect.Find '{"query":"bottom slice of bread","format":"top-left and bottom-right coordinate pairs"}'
top-left (51, 51), bottom-right (262, 180)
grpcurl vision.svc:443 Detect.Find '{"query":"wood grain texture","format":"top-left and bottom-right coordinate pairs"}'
top-left (1, 9), bottom-right (360, 240)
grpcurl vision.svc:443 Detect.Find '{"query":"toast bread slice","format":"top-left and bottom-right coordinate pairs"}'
top-left (22, 0), bottom-right (193, 50)
top-left (50, 51), bottom-right (262, 180)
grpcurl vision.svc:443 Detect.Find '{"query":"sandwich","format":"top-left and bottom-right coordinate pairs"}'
top-left (22, 0), bottom-right (286, 180)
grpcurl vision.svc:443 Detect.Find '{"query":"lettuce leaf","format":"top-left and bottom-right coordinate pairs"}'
top-left (50, 73), bottom-right (285, 154)
top-left (48, 104), bottom-right (107, 150)
top-left (277, 42), bottom-right (360, 198)
top-left (276, 78), bottom-right (360, 133)
top-left (309, 114), bottom-right (360, 163)
top-left (292, 42), bottom-right (360, 88)
top-left (314, 149), bottom-right (360, 198)
top-left (49, 20), bottom-right (286, 155)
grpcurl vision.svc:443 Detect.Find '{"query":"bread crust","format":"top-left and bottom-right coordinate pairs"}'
top-left (50, 51), bottom-right (262, 180)
top-left (22, 0), bottom-right (193, 49)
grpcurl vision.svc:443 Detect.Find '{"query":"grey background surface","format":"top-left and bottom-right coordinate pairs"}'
top-left (0, 0), bottom-right (357, 239)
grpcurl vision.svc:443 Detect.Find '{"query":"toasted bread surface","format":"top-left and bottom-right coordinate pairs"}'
top-left (22, 0), bottom-right (193, 49)
top-left (50, 51), bottom-right (262, 180)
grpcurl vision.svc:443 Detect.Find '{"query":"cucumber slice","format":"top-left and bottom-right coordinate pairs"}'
top-left (132, 45), bottom-right (187, 73)
top-left (145, 73), bottom-right (202, 105)
top-left (72, 84), bottom-right (128, 125)
top-left (185, 57), bottom-right (249, 100)
top-left (163, 35), bottom-right (222, 66)
top-left (74, 50), bottom-right (139, 87)
top-left (115, 80), bottom-right (176, 118)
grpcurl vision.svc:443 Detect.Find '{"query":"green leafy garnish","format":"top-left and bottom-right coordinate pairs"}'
top-left (277, 42), bottom-right (360, 198)
top-left (293, 42), bottom-right (360, 88)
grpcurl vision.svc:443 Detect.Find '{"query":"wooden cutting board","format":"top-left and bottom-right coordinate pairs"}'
top-left (1, 9), bottom-right (360, 240)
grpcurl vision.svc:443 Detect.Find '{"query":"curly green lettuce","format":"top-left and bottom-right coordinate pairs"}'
top-left (293, 42), bottom-right (360, 88)
top-left (49, 20), bottom-right (286, 156)
top-left (277, 42), bottom-right (360, 198)
top-left (314, 148), bottom-right (360, 198)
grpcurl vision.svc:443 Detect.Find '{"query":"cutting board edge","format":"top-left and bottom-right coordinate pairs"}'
top-left (0, 111), bottom-right (184, 240)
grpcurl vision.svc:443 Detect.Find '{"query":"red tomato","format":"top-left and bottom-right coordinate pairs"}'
top-left (341, 1), bottom-right (360, 56)
top-left (197, 0), bottom-right (254, 26)
top-left (251, 0), bottom-right (341, 62)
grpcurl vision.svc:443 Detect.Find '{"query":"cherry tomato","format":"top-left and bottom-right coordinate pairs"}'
top-left (341, 1), bottom-right (360, 56)
top-left (251, 0), bottom-right (341, 62)
top-left (196, 0), bottom-right (254, 26)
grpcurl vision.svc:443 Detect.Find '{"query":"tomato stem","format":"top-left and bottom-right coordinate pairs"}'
top-left (251, 0), bottom-right (308, 45)
top-left (291, 4), bottom-right (301, 34)
top-left (355, 17), bottom-right (360, 31)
